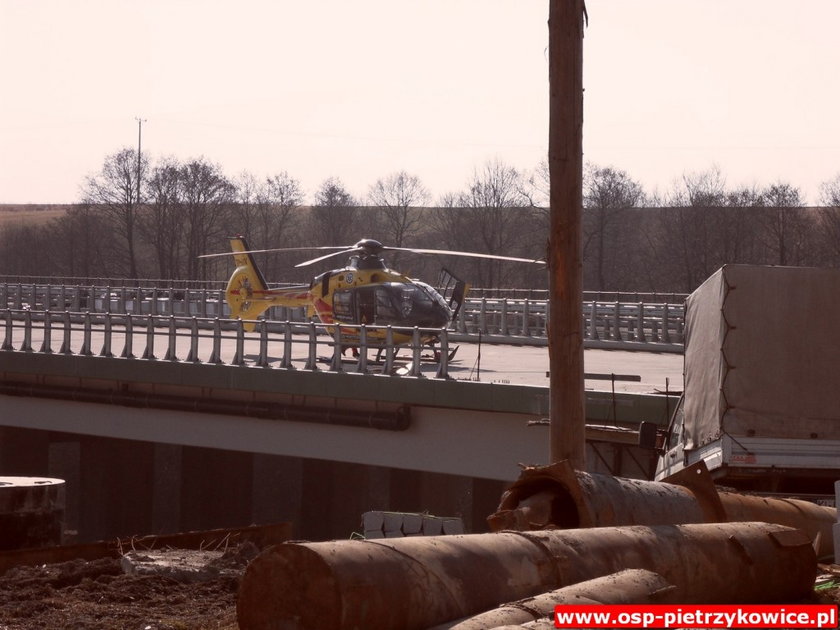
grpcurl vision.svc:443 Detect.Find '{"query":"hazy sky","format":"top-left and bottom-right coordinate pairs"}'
top-left (2, 0), bottom-right (839, 205)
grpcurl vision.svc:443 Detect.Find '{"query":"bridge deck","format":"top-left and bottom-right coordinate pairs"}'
top-left (3, 314), bottom-right (683, 394)
top-left (446, 344), bottom-right (682, 393)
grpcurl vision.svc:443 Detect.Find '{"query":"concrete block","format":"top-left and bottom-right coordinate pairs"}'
top-left (402, 513), bottom-right (423, 535)
top-left (422, 515), bottom-right (443, 536)
top-left (363, 510), bottom-right (463, 538)
top-left (362, 511), bottom-right (384, 532)
top-left (442, 518), bottom-right (465, 535)
top-left (383, 512), bottom-right (403, 534)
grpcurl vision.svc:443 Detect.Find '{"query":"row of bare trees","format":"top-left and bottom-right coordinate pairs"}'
top-left (3, 149), bottom-right (840, 294)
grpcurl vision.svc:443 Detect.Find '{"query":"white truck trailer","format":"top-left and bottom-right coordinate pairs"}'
top-left (655, 264), bottom-right (840, 495)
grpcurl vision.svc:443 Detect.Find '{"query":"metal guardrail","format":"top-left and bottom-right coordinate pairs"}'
top-left (0, 309), bottom-right (456, 379)
top-left (454, 298), bottom-right (684, 345)
top-left (0, 276), bottom-right (688, 304)
top-left (0, 275), bottom-right (227, 291)
top-left (0, 283), bottom-right (685, 348)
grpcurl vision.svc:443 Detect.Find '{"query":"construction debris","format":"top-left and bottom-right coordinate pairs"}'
top-left (236, 521), bottom-right (815, 630)
top-left (120, 542), bottom-right (259, 582)
top-left (0, 521), bottom-right (291, 577)
top-left (361, 510), bottom-right (464, 538)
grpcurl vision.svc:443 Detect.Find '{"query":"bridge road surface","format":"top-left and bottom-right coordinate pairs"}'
top-left (450, 343), bottom-right (683, 394)
top-left (10, 323), bottom-right (684, 395)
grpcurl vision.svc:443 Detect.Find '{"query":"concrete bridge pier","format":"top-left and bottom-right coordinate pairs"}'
top-left (0, 425), bottom-right (508, 544)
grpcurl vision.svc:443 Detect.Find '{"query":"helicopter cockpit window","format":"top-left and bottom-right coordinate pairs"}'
top-left (374, 286), bottom-right (400, 320)
top-left (399, 284), bottom-right (432, 316)
top-left (414, 281), bottom-right (449, 310)
top-left (333, 290), bottom-right (354, 319)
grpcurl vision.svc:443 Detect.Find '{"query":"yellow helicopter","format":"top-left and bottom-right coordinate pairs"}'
top-left (202, 236), bottom-right (543, 353)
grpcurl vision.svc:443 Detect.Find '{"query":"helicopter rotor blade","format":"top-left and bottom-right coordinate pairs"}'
top-left (198, 245), bottom-right (352, 259)
top-left (382, 246), bottom-right (545, 265)
top-left (294, 249), bottom-right (360, 268)
top-left (199, 238), bottom-right (544, 266)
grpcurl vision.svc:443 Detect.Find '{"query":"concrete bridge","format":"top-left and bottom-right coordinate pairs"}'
top-left (0, 303), bottom-right (682, 543)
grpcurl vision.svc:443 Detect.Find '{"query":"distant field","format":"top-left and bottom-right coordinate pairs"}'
top-left (0, 204), bottom-right (70, 227)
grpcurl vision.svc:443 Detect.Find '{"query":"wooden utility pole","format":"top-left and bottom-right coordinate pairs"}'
top-left (548, 0), bottom-right (586, 467)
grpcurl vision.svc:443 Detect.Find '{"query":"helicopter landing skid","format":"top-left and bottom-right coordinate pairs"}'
top-left (425, 345), bottom-right (460, 363)
top-left (316, 344), bottom-right (460, 371)
top-left (371, 345), bottom-right (459, 365)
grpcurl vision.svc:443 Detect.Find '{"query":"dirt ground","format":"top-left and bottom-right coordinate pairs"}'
top-left (0, 547), bottom-right (254, 630)
top-left (0, 550), bottom-right (837, 630)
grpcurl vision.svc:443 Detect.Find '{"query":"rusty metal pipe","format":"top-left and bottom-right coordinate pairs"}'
top-left (488, 460), bottom-right (836, 558)
top-left (717, 492), bottom-right (835, 560)
top-left (488, 464), bottom-right (711, 531)
top-left (431, 569), bottom-right (675, 630)
top-left (236, 522), bottom-right (815, 630)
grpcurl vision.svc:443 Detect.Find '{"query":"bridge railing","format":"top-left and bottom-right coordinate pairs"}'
top-left (0, 309), bottom-right (457, 378)
top-left (453, 298), bottom-right (684, 345)
top-left (0, 283), bottom-right (685, 347)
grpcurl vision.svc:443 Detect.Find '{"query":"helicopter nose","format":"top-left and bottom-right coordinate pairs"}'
top-left (431, 303), bottom-right (452, 328)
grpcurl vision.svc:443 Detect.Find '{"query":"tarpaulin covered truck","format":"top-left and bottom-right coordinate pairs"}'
top-left (655, 264), bottom-right (840, 495)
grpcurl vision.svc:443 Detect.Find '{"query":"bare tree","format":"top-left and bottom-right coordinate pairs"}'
top-left (232, 171), bottom-right (304, 281)
top-left (0, 223), bottom-right (50, 276)
top-left (719, 185), bottom-right (765, 264)
top-left (178, 158), bottom-right (236, 279)
top-left (80, 148), bottom-right (148, 278)
top-left (681, 165), bottom-right (727, 207)
top-left (757, 182), bottom-right (810, 266)
top-left (651, 167), bottom-right (729, 291)
top-left (817, 174), bottom-right (840, 267)
top-left (819, 174), bottom-right (840, 206)
top-left (233, 171), bottom-right (261, 231)
top-left (309, 177), bottom-right (357, 247)
top-left (430, 159), bottom-right (536, 287)
top-left (50, 204), bottom-right (111, 277)
top-left (436, 192), bottom-right (460, 208)
top-left (367, 171), bottom-right (429, 269)
top-left (582, 164), bottom-right (644, 290)
top-left (522, 159), bottom-right (550, 213)
top-left (140, 158), bottom-right (183, 279)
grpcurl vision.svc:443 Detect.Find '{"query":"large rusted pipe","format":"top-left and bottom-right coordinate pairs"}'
top-left (717, 492), bottom-right (835, 559)
top-left (488, 464), bottom-right (714, 531)
top-left (431, 569), bottom-right (676, 630)
top-left (488, 460), bottom-right (836, 558)
top-left (236, 522), bottom-right (815, 630)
